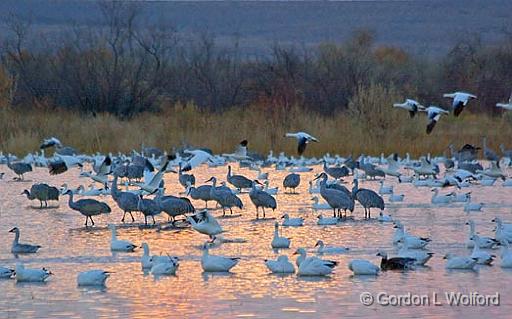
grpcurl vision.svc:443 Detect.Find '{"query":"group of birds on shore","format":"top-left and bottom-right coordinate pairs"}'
top-left (1, 133), bottom-right (512, 285)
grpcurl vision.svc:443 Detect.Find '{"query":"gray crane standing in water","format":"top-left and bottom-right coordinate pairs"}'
top-left (249, 180), bottom-right (277, 219)
top-left (22, 183), bottom-right (59, 208)
top-left (207, 177), bottom-right (243, 216)
top-left (352, 179), bottom-right (384, 219)
top-left (137, 195), bottom-right (161, 225)
top-left (64, 190), bottom-right (111, 226)
top-left (314, 172), bottom-right (354, 218)
top-left (323, 161), bottom-right (349, 180)
top-left (283, 173), bottom-right (301, 193)
top-left (186, 182), bottom-right (213, 208)
top-left (6, 156), bottom-right (32, 180)
top-left (227, 166), bottom-right (253, 191)
top-left (155, 190), bottom-right (195, 224)
top-left (111, 175), bottom-right (140, 223)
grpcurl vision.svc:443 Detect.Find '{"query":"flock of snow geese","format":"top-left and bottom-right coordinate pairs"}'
top-left (1, 125), bottom-right (512, 286)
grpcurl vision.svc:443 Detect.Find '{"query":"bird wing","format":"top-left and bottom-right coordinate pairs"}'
top-left (297, 137), bottom-right (308, 156)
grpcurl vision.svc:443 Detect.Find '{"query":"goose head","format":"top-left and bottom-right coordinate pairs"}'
top-left (293, 248), bottom-right (306, 256)
top-left (8, 227), bottom-right (19, 233)
top-left (281, 214), bottom-right (290, 220)
top-left (314, 240), bottom-right (324, 248)
top-left (376, 251), bottom-right (387, 258)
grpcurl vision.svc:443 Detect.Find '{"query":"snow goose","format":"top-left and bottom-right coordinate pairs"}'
top-left (294, 248), bottom-right (337, 276)
top-left (463, 198), bottom-right (483, 212)
top-left (396, 242), bottom-right (434, 266)
top-left (281, 214), bottom-right (304, 227)
top-left (201, 244), bottom-right (240, 272)
top-left (348, 259), bottom-right (380, 275)
top-left (77, 270), bottom-right (110, 286)
top-left (443, 254), bottom-right (478, 269)
top-left (443, 91), bottom-right (477, 116)
top-left (263, 180), bottom-right (278, 195)
top-left (452, 192), bottom-right (471, 203)
top-left (499, 240), bottom-right (512, 268)
top-left (470, 235), bottom-right (495, 265)
top-left (496, 92), bottom-right (512, 110)
top-left (315, 240), bottom-right (349, 254)
top-left (151, 259), bottom-right (179, 276)
top-left (393, 98), bottom-right (425, 117)
top-left (465, 220), bottom-right (497, 249)
top-left (284, 132), bottom-right (319, 156)
top-left (0, 267), bottom-right (15, 279)
top-left (9, 227), bottom-right (41, 254)
top-left (15, 264), bottom-right (52, 282)
top-left (264, 255), bottom-right (295, 274)
top-left (181, 150), bottom-right (213, 171)
top-left (378, 180), bottom-right (393, 195)
top-left (376, 251), bottom-right (416, 270)
top-left (422, 106), bottom-right (449, 134)
top-left (378, 211), bottom-right (393, 223)
top-left (308, 181), bottom-right (321, 194)
top-left (140, 242), bottom-right (178, 270)
top-left (109, 225), bottom-right (136, 252)
top-left (311, 196), bottom-right (331, 210)
top-left (187, 210), bottom-right (224, 242)
top-left (389, 191), bottom-right (404, 202)
top-left (316, 214), bottom-right (339, 226)
top-left (431, 189), bottom-right (453, 204)
top-left (492, 217), bottom-right (512, 232)
top-left (393, 222), bottom-right (431, 248)
top-left (271, 222), bottom-right (291, 249)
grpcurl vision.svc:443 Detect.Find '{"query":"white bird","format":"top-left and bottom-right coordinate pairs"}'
top-left (316, 214), bottom-right (339, 225)
top-left (393, 222), bottom-right (430, 248)
top-left (377, 211), bottom-right (393, 223)
top-left (389, 191), bottom-right (404, 202)
top-left (281, 214), bottom-right (304, 227)
top-left (264, 255), bottom-right (295, 274)
top-left (222, 140), bottom-right (249, 160)
top-left (311, 196), bottom-right (331, 210)
top-left (0, 266), bottom-right (15, 279)
top-left (463, 198), bottom-right (483, 212)
top-left (9, 227), bottom-right (41, 254)
top-left (422, 106), bottom-right (449, 134)
top-left (271, 222), bottom-right (291, 249)
top-left (15, 264), bottom-right (52, 282)
top-left (465, 220), bottom-right (498, 249)
top-left (393, 99), bottom-right (425, 117)
top-left (151, 259), bottom-right (179, 276)
top-left (378, 180), bottom-right (393, 195)
top-left (443, 253), bottom-right (478, 269)
top-left (140, 242), bottom-right (178, 269)
top-left (285, 132), bottom-right (319, 156)
top-left (201, 244), bottom-right (240, 272)
top-left (308, 181), bottom-right (321, 194)
top-left (263, 180), bottom-right (278, 195)
top-left (496, 92), bottom-right (512, 111)
top-left (315, 240), bottom-right (349, 254)
top-left (294, 248), bottom-right (337, 276)
top-left (470, 235), bottom-right (495, 265)
top-left (431, 189), bottom-right (453, 204)
top-left (443, 91), bottom-right (477, 116)
top-left (109, 225), bottom-right (136, 252)
top-left (348, 259), bottom-right (380, 275)
top-left (397, 242), bottom-right (434, 266)
top-left (187, 210), bottom-right (224, 241)
top-left (499, 240), bottom-right (512, 268)
top-left (181, 150), bottom-right (213, 171)
top-left (77, 270), bottom-right (110, 286)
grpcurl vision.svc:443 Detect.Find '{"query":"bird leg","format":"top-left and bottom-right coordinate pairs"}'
top-left (222, 207), bottom-right (226, 217)
top-left (90, 216), bottom-right (95, 225)
top-left (262, 207), bottom-right (266, 218)
top-left (368, 208), bottom-right (371, 219)
top-left (256, 207), bottom-right (259, 219)
top-left (230, 207), bottom-right (233, 215)
top-left (84, 216), bottom-right (89, 227)
top-left (333, 208), bottom-right (336, 218)
top-left (130, 212), bottom-right (135, 222)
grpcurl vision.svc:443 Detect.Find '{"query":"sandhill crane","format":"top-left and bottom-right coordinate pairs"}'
top-left (137, 195), bottom-right (162, 225)
top-left (111, 175), bottom-right (140, 223)
top-left (393, 99), bottom-right (425, 117)
top-left (352, 179), bottom-right (385, 219)
top-left (155, 190), bottom-right (195, 223)
top-left (249, 180), bottom-right (277, 219)
top-left (482, 137), bottom-right (499, 161)
top-left (186, 183), bottom-right (213, 208)
top-left (283, 173), bottom-right (300, 193)
top-left (6, 156), bottom-right (32, 180)
top-left (323, 161), bottom-right (349, 180)
top-left (22, 183), bottom-right (59, 208)
top-left (206, 177), bottom-right (243, 216)
top-left (284, 132), bottom-right (319, 156)
top-left (314, 173), bottom-right (354, 218)
top-left (227, 166), bottom-right (253, 191)
top-left (64, 190), bottom-right (111, 226)
top-left (443, 91), bottom-right (477, 116)
top-left (178, 163), bottom-right (196, 188)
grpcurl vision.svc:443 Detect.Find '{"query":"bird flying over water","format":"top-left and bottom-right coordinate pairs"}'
top-left (285, 132), bottom-right (319, 156)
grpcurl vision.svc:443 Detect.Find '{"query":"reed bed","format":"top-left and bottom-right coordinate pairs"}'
top-left (1, 100), bottom-right (511, 158)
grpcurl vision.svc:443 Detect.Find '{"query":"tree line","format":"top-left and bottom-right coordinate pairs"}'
top-left (1, 1), bottom-right (512, 119)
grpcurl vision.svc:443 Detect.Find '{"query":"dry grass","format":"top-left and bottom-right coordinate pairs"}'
top-left (1, 101), bottom-right (511, 158)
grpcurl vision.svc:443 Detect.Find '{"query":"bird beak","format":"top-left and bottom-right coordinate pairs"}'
top-left (205, 177), bottom-right (213, 183)
top-left (8, 228), bottom-right (15, 233)
top-left (314, 242), bottom-right (319, 247)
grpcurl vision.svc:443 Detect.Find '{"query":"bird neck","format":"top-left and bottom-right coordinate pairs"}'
top-left (13, 230), bottom-right (19, 244)
top-left (143, 244), bottom-right (149, 256)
